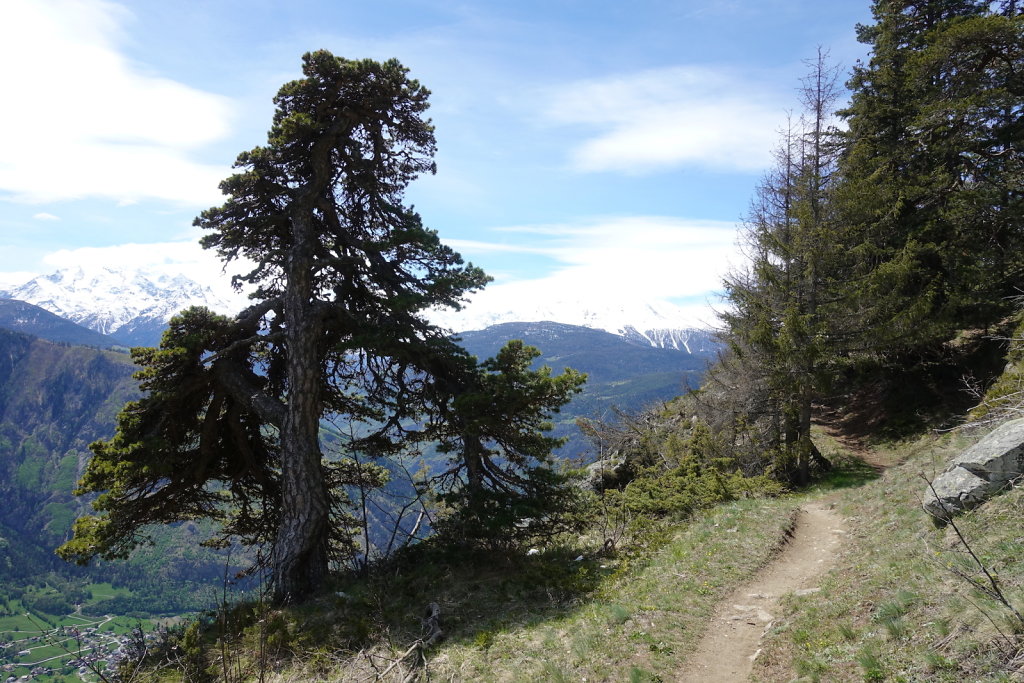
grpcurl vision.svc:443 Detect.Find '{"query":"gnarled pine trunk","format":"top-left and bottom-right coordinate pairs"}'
top-left (273, 214), bottom-right (331, 604)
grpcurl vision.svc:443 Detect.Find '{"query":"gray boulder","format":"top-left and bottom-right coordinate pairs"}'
top-left (583, 457), bottom-right (633, 491)
top-left (923, 417), bottom-right (1024, 520)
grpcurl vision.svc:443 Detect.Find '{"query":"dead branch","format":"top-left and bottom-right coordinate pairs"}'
top-left (375, 603), bottom-right (443, 681)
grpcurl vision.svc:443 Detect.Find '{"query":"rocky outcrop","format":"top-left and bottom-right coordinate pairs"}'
top-left (583, 457), bottom-right (634, 491)
top-left (923, 418), bottom-right (1024, 520)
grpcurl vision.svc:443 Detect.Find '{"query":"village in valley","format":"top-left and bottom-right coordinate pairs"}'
top-left (0, 601), bottom-right (158, 682)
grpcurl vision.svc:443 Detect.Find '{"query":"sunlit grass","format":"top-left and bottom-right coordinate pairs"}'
top-left (756, 430), bottom-right (1024, 681)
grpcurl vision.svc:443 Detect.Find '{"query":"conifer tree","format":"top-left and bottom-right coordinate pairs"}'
top-left (58, 52), bottom-right (584, 604)
top-left (721, 50), bottom-right (845, 484)
top-left (837, 0), bottom-right (1024, 349)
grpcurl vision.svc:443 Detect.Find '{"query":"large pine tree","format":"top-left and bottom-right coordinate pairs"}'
top-left (58, 52), bottom-right (583, 604)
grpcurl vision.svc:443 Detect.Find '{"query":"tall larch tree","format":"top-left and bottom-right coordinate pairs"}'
top-left (720, 50), bottom-right (845, 484)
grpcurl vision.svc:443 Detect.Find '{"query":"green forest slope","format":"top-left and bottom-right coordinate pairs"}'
top-left (0, 329), bottom-right (245, 618)
top-left (0, 328), bottom-right (137, 576)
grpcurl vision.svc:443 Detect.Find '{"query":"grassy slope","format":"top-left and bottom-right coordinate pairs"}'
top-left (422, 498), bottom-right (801, 682)
top-left (266, 430), bottom-right (1024, 682)
top-left (258, 496), bottom-right (803, 682)
top-left (755, 431), bottom-right (1024, 682)
top-left (152, 402), bottom-right (1024, 682)
top-left (406, 431), bottom-right (1024, 682)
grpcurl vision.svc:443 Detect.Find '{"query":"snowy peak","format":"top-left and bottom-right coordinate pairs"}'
top-left (0, 265), bottom-right (715, 352)
top-left (619, 326), bottom-right (719, 354)
top-left (0, 265), bottom-right (245, 345)
top-left (430, 290), bottom-right (715, 351)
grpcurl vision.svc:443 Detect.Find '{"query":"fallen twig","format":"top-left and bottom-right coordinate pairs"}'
top-left (375, 603), bottom-right (443, 681)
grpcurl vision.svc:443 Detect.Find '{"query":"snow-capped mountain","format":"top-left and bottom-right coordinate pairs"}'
top-left (429, 293), bottom-right (717, 352)
top-left (618, 326), bottom-right (718, 354)
top-left (0, 266), bottom-right (246, 347)
top-left (0, 264), bottom-right (716, 353)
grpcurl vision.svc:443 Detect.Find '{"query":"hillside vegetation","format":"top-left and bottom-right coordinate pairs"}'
top-left (0, 329), bottom-right (247, 620)
top-left (0, 329), bottom-right (137, 578)
top-left (456, 321), bottom-right (716, 457)
top-left (34, 1), bottom-right (1023, 680)
top-left (114, 421), bottom-right (1024, 681)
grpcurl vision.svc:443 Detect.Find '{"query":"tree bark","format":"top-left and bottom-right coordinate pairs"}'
top-left (273, 213), bottom-right (331, 604)
top-left (796, 397), bottom-right (813, 485)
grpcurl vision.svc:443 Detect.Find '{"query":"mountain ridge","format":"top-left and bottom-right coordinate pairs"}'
top-left (456, 321), bottom-right (718, 457)
top-left (0, 298), bottom-right (125, 348)
top-left (0, 265), bottom-right (245, 347)
top-left (430, 292), bottom-right (716, 349)
top-left (1, 265), bottom-right (717, 351)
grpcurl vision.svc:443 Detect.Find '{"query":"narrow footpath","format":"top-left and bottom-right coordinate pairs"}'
top-left (678, 501), bottom-right (846, 682)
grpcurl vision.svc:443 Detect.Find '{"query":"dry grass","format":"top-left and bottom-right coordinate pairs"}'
top-left (263, 496), bottom-right (802, 682)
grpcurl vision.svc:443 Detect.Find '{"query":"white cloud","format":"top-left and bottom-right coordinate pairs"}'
top-left (32, 212), bottom-right (60, 221)
top-left (0, 215), bottom-right (742, 331)
top-left (0, 0), bottom-right (233, 205)
top-left (547, 66), bottom-right (787, 174)
top-left (479, 216), bottom-right (739, 296)
top-left (442, 216), bottom-right (742, 326)
top-left (0, 271), bottom-right (39, 290)
top-left (443, 238), bottom-right (558, 256)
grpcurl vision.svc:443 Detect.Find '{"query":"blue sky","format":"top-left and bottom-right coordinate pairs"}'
top-left (0, 0), bottom-right (872, 325)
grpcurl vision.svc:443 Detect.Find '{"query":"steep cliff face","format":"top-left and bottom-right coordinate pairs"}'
top-left (0, 329), bottom-right (138, 568)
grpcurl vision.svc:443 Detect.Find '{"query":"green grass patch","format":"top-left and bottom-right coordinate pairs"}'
top-left (83, 581), bottom-right (132, 602)
top-left (0, 615), bottom-right (45, 634)
top-left (755, 430), bottom-right (1024, 681)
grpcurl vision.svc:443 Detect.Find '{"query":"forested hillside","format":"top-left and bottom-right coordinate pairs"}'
top-left (705, 1), bottom-right (1023, 485)
top-left (456, 321), bottom-right (716, 456)
top-left (0, 330), bottom-right (244, 619)
top-left (0, 329), bottom-right (136, 558)
top-left (575, 0), bottom-right (1023, 496)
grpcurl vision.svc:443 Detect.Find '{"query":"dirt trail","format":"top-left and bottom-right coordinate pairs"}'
top-left (678, 502), bottom-right (846, 682)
